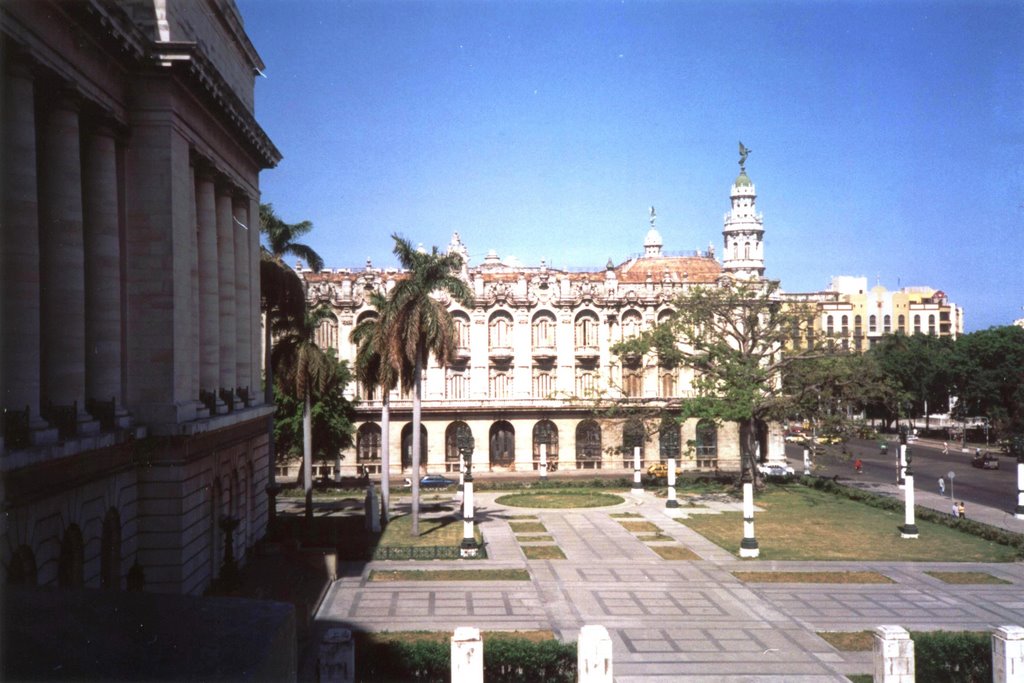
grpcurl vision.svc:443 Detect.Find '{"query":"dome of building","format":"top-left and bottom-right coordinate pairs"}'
top-left (644, 227), bottom-right (663, 249)
top-left (734, 170), bottom-right (753, 187)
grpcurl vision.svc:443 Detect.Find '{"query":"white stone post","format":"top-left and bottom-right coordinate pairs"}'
top-left (578, 624), bottom-right (613, 683)
top-left (319, 627), bottom-right (354, 683)
top-left (450, 626), bottom-right (483, 683)
top-left (631, 446), bottom-right (642, 494)
top-left (461, 464), bottom-right (477, 557)
top-left (540, 442), bottom-right (548, 480)
top-left (901, 472), bottom-right (919, 539)
top-left (873, 625), bottom-right (914, 683)
top-left (739, 474), bottom-right (759, 558)
top-left (802, 447), bottom-right (810, 476)
top-left (992, 625), bottom-right (1024, 683)
top-left (666, 457), bottom-right (679, 508)
top-left (1015, 455), bottom-right (1024, 520)
top-left (897, 443), bottom-right (907, 489)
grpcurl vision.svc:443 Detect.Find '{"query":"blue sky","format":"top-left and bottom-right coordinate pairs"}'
top-left (238, 0), bottom-right (1023, 331)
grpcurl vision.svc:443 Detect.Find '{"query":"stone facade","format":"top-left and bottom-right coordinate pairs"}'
top-left (1, 0), bottom-right (279, 595)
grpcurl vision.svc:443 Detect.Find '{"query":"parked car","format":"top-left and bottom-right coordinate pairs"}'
top-left (419, 474), bottom-right (458, 488)
top-left (646, 462), bottom-right (682, 479)
top-left (757, 462), bottom-right (795, 479)
top-left (971, 453), bottom-right (1000, 470)
top-left (784, 430), bottom-right (807, 444)
top-left (817, 434), bottom-right (844, 445)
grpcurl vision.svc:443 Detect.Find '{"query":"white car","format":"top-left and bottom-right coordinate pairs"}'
top-left (758, 462), bottom-right (795, 478)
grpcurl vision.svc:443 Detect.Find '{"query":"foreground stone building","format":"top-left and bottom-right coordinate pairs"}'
top-left (299, 163), bottom-right (781, 479)
top-left (1, 0), bottom-right (279, 594)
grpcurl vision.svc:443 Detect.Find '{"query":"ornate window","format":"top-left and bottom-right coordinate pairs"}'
top-left (913, 314), bottom-right (921, 334)
top-left (447, 365), bottom-right (469, 399)
top-left (532, 311), bottom-right (556, 350)
top-left (532, 366), bottom-right (554, 398)
top-left (58, 524), bottom-right (85, 588)
top-left (445, 421), bottom-right (471, 472)
top-left (695, 419), bottom-right (718, 469)
top-left (532, 420), bottom-right (558, 470)
top-left (400, 423), bottom-right (427, 470)
top-left (575, 311), bottom-right (599, 350)
top-left (825, 315), bottom-right (835, 336)
top-left (898, 314), bottom-right (906, 332)
top-left (489, 367), bottom-right (511, 399)
top-left (489, 311), bottom-right (513, 350)
top-left (575, 367), bottom-right (597, 397)
top-left (357, 423), bottom-right (381, 466)
top-left (101, 509), bottom-right (122, 590)
top-left (928, 314), bottom-right (936, 335)
top-left (315, 315), bottom-right (339, 351)
top-left (869, 314), bottom-right (877, 333)
top-left (854, 315), bottom-right (863, 351)
top-left (576, 419), bottom-right (602, 469)
top-left (659, 416), bottom-right (681, 461)
top-left (621, 310), bottom-right (642, 340)
top-left (622, 364), bottom-right (643, 397)
top-left (660, 369), bottom-right (677, 397)
top-left (453, 312), bottom-right (471, 352)
top-left (489, 421), bottom-right (515, 467)
top-left (841, 315), bottom-right (849, 337)
top-left (883, 314), bottom-right (892, 334)
top-left (621, 417), bottom-right (645, 466)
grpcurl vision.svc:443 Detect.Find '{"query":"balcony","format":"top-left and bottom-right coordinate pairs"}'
top-left (489, 346), bottom-right (514, 361)
top-left (532, 345), bottom-right (557, 360)
top-left (574, 345), bottom-right (599, 360)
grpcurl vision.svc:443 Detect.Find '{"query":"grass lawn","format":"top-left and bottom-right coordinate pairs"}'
top-left (678, 486), bottom-right (1020, 562)
top-left (925, 571), bottom-right (1012, 585)
top-left (610, 512), bottom-right (642, 518)
top-left (650, 545), bottom-right (701, 560)
top-left (369, 569), bottom-right (530, 582)
top-left (818, 631), bottom-right (873, 651)
top-left (523, 545), bottom-right (567, 560)
top-left (510, 521), bottom-right (548, 534)
top-left (734, 571), bottom-right (893, 584)
top-left (516, 535), bottom-right (554, 542)
top-left (379, 512), bottom-right (479, 548)
top-left (496, 490), bottom-right (625, 508)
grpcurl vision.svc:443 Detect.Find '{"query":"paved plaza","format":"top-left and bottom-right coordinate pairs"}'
top-left (311, 486), bottom-right (1024, 681)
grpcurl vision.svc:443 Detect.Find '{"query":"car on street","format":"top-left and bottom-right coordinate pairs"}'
top-left (418, 473), bottom-right (458, 488)
top-left (971, 453), bottom-right (1000, 470)
top-left (757, 462), bottom-right (795, 479)
top-left (646, 462), bottom-right (682, 479)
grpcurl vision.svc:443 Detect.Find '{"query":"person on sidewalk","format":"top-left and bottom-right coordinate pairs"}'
top-left (952, 502), bottom-right (959, 518)
top-left (854, 458), bottom-right (863, 474)
top-left (958, 501), bottom-right (966, 519)
top-left (942, 442), bottom-right (949, 455)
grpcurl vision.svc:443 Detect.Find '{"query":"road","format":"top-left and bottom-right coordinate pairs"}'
top-left (786, 437), bottom-right (1019, 513)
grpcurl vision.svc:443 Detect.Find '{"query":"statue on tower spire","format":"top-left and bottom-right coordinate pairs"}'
top-left (649, 206), bottom-right (656, 228)
top-left (738, 141), bottom-right (752, 172)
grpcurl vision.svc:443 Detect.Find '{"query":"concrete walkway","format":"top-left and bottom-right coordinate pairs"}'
top-left (311, 486), bottom-right (1024, 682)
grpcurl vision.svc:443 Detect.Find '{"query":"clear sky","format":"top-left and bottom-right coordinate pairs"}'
top-left (237, 0), bottom-right (1023, 332)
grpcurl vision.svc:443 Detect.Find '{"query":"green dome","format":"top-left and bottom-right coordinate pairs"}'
top-left (734, 170), bottom-right (753, 187)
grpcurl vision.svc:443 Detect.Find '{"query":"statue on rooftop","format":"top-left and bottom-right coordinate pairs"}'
top-left (738, 141), bottom-right (752, 171)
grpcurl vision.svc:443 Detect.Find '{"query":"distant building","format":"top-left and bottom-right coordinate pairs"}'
top-left (300, 166), bottom-right (778, 478)
top-left (1, 0), bottom-right (279, 593)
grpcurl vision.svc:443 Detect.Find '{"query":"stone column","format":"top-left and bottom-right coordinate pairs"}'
top-left (992, 625), bottom-right (1024, 683)
top-left (666, 457), bottom-right (679, 508)
top-left (873, 625), bottom-right (914, 683)
top-left (38, 90), bottom-right (98, 434)
top-left (0, 62), bottom-right (53, 440)
top-left (631, 446), bottom-right (643, 494)
top-left (578, 625), bottom-right (613, 683)
top-left (233, 198), bottom-right (252, 403)
top-left (195, 169), bottom-right (225, 412)
top-left (216, 188), bottom-right (239, 408)
top-left (249, 196), bottom-right (263, 405)
top-left (450, 627), bottom-right (483, 683)
top-left (82, 122), bottom-right (125, 418)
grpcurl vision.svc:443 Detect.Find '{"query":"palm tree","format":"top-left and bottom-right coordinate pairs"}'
top-left (350, 291), bottom-right (404, 524)
top-left (388, 235), bottom-right (473, 536)
top-left (259, 204), bottom-right (324, 495)
top-left (272, 305), bottom-right (338, 520)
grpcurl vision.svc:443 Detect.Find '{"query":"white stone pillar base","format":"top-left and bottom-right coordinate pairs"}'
top-left (992, 625), bottom-right (1024, 683)
top-left (578, 624), bottom-right (613, 683)
top-left (451, 627), bottom-right (483, 683)
top-left (319, 627), bottom-right (354, 683)
top-left (873, 625), bottom-right (914, 683)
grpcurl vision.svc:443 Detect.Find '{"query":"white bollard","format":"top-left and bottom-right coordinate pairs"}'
top-left (803, 447), bottom-right (810, 476)
top-left (873, 625), bottom-right (914, 683)
top-left (319, 627), bottom-right (355, 683)
top-left (631, 446), bottom-right (642, 494)
top-left (666, 457), bottom-right (679, 508)
top-left (1015, 458), bottom-right (1024, 520)
top-left (577, 625), bottom-right (613, 683)
top-left (451, 627), bottom-right (483, 683)
top-left (540, 443), bottom-right (548, 480)
top-left (739, 478), bottom-right (759, 558)
top-left (901, 473), bottom-right (919, 539)
top-left (992, 625), bottom-right (1024, 683)
top-left (898, 444), bottom-right (907, 488)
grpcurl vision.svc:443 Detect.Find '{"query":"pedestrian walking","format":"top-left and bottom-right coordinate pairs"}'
top-left (958, 501), bottom-right (966, 519)
top-left (952, 502), bottom-right (959, 518)
top-left (854, 458), bottom-right (863, 474)
top-left (942, 442), bottom-right (948, 455)
top-left (938, 478), bottom-right (945, 495)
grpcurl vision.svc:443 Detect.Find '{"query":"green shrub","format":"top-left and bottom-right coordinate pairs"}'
top-left (485, 637), bottom-right (576, 682)
top-left (911, 631), bottom-right (991, 683)
top-left (357, 639), bottom-right (448, 681)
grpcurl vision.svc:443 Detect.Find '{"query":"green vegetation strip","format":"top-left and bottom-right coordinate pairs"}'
top-left (925, 571), bottom-right (1011, 585)
top-left (610, 512), bottom-right (642, 518)
top-left (379, 513), bottom-right (477, 548)
top-left (523, 545), bottom-right (567, 560)
top-left (370, 569), bottom-right (530, 582)
top-left (619, 520), bottom-right (662, 533)
top-left (496, 490), bottom-right (625, 509)
top-left (650, 545), bottom-right (700, 560)
top-left (510, 521), bottom-right (547, 533)
top-left (734, 571), bottom-right (893, 584)
top-left (679, 486), bottom-right (1020, 562)
top-left (516, 535), bottom-right (554, 542)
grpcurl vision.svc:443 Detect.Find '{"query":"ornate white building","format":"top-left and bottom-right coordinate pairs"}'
top-left (1, 0), bottom-right (278, 593)
top-left (300, 164), bottom-right (782, 478)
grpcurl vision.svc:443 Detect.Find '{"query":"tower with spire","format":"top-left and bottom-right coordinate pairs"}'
top-left (721, 142), bottom-right (765, 279)
top-left (643, 206), bottom-right (663, 257)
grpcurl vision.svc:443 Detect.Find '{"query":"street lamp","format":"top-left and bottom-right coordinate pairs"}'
top-left (897, 427), bottom-right (908, 488)
top-left (900, 449), bottom-right (919, 539)
top-left (535, 421), bottom-right (554, 480)
top-left (739, 467), bottom-right (759, 558)
top-left (662, 427), bottom-right (680, 509)
top-left (457, 423), bottom-right (479, 557)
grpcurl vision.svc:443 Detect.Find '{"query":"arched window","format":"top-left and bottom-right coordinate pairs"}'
top-left (660, 369), bottom-right (676, 397)
top-left (622, 365), bottom-right (643, 397)
top-left (744, 242), bottom-right (751, 259)
top-left (868, 315), bottom-right (877, 333)
top-left (7, 545), bottom-right (37, 585)
top-left (532, 367), bottom-right (554, 397)
top-left (453, 312), bottom-right (471, 351)
top-left (315, 315), bottom-right (338, 351)
top-left (489, 421), bottom-right (515, 467)
top-left (532, 311), bottom-right (556, 350)
top-left (445, 421), bottom-right (471, 472)
top-left (574, 311), bottom-right (599, 350)
top-left (621, 310), bottom-right (642, 340)
top-left (928, 314), bottom-right (936, 335)
top-left (659, 416), bottom-right (681, 461)
top-left (357, 423), bottom-right (382, 468)
top-left (576, 419), bottom-right (602, 469)
top-left (101, 508), bottom-right (122, 590)
top-left (913, 314), bottom-right (921, 334)
top-left (447, 365), bottom-right (468, 399)
top-left (695, 419), bottom-right (718, 469)
top-left (489, 311), bottom-right (513, 350)
top-left (489, 367), bottom-right (511, 399)
top-left (841, 315), bottom-right (849, 337)
top-left (575, 367), bottom-right (597, 397)
top-left (532, 420), bottom-right (559, 470)
top-left (58, 524), bottom-right (85, 588)
top-left (898, 314), bottom-right (906, 332)
top-left (883, 314), bottom-right (892, 334)
top-left (621, 417), bottom-right (645, 467)
top-left (400, 423), bottom-right (428, 471)
top-left (854, 315), bottom-right (863, 351)
top-left (826, 315), bottom-right (834, 336)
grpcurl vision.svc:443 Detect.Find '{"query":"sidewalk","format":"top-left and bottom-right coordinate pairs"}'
top-left (307, 486), bottom-right (1024, 681)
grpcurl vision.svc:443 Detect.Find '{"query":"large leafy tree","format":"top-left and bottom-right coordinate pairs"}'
top-left (274, 350), bottom-right (355, 480)
top-left (388, 235), bottom-right (473, 536)
top-left (350, 291), bottom-right (405, 524)
top-left (272, 306), bottom-right (339, 520)
top-left (613, 279), bottom-right (820, 478)
top-left (867, 333), bottom-right (954, 430)
top-left (950, 326), bottom-right (1024, 437)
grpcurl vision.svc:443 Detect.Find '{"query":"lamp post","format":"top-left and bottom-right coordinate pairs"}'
top-left (535, 421), bottom-right (553, 481)
top-left (739, 467), bottom-right (759, 558)
top-left (662, 427), bottom-right (680, 509)
top-left (900, 449), bottom-right (919, 539)
top-left (457, 424), bottom-right (478, 557)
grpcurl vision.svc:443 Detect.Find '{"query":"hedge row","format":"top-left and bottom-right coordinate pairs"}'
top-left (912, 630), bottom-right (992, 683)
top-left (355, 635), bottom-right (576, 682)
top-left (800, 476), bottom-right (1024, 556)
